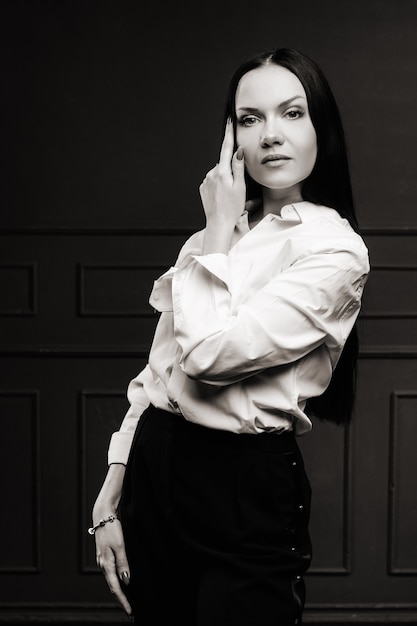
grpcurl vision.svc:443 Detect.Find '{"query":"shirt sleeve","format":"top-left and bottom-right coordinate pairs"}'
top-left (107, 365), bottom-right (152, 465)
top-left (170, 242), bottom-right (369, 385)
top-left (107, 231), bottom-right (205, 465)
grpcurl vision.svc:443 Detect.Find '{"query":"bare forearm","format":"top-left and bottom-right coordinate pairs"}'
top-left (92, 463), bottom-right (126, 521)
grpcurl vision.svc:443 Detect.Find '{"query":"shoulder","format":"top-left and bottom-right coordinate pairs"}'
top-left (298, 202), bottom-right (366, 244)
top-left (292, 202), bottom-right (370, 270)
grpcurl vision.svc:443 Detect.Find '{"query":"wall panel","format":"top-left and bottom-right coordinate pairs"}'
top-left (299, 422), bottom-right (351, 575)
top-left (0, 391), bottom-right (40, 572)
top-left (1, 228), bottom-right (416, 623)
top-left (388, 392), bottom-right (417, 574)
top-left (0, 264), bottom-right (37, 316)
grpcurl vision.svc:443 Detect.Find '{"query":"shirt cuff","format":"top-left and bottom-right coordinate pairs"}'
top-left (149, 266), bottom-right (177, 312)
top-left (107, 431), bottom-right (135, 466)
top-left (190, 253), bottom-right (230, 287)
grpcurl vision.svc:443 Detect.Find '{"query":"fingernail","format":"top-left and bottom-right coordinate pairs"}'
top-left (120, 571), bottom-right (130, 584)
top-left (236, 147), bottom-right (244, 160)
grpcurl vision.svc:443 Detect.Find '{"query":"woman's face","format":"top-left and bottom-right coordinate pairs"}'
top-left (235, 64), bottom-right (317, 199)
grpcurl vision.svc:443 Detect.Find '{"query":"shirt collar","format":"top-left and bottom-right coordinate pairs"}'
top-left (244, 199), bottom-right (337, 225)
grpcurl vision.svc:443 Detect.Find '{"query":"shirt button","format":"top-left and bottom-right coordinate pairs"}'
top-left (298, 504), bottom-right (304, 511)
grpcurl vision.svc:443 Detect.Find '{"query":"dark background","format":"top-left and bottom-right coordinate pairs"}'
top-left (1, 0), bottom-right (417, 624)
top-left (3, 0), bottom-right (417, 231)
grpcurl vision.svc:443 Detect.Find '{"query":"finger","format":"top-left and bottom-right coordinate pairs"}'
top-left (218, 119), bottom-right (235, 170)
top-left (205, 164), bottom-right (219, 180)
top-left (231, 147), bottom-right (245, 183)
top-left (115, 549), bottom-right (131, 586)
top-left (103, 565), bottom-right (133, 616)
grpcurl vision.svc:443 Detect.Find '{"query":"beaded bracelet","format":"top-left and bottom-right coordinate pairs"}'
top-left (88, 514), bottom-right (118, 535)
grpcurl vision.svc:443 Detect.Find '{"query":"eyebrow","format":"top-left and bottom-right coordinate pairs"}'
top-left (236, 95), bottom-right (306, 113)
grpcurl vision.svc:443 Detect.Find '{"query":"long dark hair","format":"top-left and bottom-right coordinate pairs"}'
top-left (224, 48), bottom-right (360, 425)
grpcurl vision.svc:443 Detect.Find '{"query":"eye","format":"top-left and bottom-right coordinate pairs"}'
top-left (284, 108), bottom-right (305, 120)
top-left (237, 114), bottom-right (260, 127)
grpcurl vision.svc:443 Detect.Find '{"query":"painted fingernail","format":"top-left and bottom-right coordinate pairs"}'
top-left (236, 147), bottom-right (244, 160)
top-left (120, 571), bottom-right (130, 584)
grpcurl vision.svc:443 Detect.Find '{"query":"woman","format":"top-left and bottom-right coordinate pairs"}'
top-left (90, 48), bottom-right (370, 625)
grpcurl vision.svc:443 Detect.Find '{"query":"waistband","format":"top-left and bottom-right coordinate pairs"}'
top-left (146, 404), bottom-right (297, 454)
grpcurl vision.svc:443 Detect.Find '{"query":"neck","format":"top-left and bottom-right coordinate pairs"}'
top-left (262, 187), bottom-right (303, 217)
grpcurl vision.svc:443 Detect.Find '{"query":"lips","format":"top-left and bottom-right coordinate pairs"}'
top-left (261, 154), bottom-right (291, 164)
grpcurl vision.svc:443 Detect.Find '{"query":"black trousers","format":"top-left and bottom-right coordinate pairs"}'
top-left (119, 404), bottom-right (312, 626)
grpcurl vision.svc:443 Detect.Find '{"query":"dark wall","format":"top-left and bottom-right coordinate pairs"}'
top-left (2, 1), bottom-right (417, 624)
top-left (3, 0), bottom-right (417, 231)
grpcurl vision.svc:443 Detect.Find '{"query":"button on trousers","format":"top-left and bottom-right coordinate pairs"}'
top-left (119, 404), bottom-right (312, 625)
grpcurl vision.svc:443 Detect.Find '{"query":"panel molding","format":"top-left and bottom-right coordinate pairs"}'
top-left (0, 263), bottom-right (37, 316)
top-left (304, 602), bottom-right (417, 623)
top-left (1, 602), bottom-right (417, 624)
top-left (0, 390), bottom-right (40, 573)
top-left (2, 226), bottom-right (417, 235)
top-left (360, 347), bottom-right (417, 359)
top-left (388, 391), bottom-right (417, 575)
top-left (0, 603), bottom-right (129, 624)
top-left (307, 424), bottom-right (352, 575)
top-left (0, 227), bottom-right (196, 236)
top-left (361, 265), bottom-right (417, 320)
top-left (2, 347), bottom-right (417, 358)
top-left (0, 347), bottom-right (149, 357)
top-left (77, 263), bottom-right (167, 317)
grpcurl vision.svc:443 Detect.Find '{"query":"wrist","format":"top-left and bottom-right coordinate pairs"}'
top-left (92, 464), bottom-right (126, 521)
top-left (88, 513), bottom-right (119, 535)
top-left (205, 215), bottom-right (236, 233)
top-left (203, 222), bottom-right (234, 255)
top-left (93, 500), bottom-right (118, 517)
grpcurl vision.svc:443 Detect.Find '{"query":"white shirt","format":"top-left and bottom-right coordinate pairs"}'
top-left (108, 201), bottom-right (370, 465)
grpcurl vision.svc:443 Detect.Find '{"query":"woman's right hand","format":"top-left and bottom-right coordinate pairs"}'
top-left (92, 464), bottom-right (132, 618)
top-left (200, 119), bottom-right (246, 255)
top-left (93, 515), bottom-right (132, 617)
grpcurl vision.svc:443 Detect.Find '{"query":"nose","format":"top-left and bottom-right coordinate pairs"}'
top-left (260, 123), bottom-right (284, 147)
